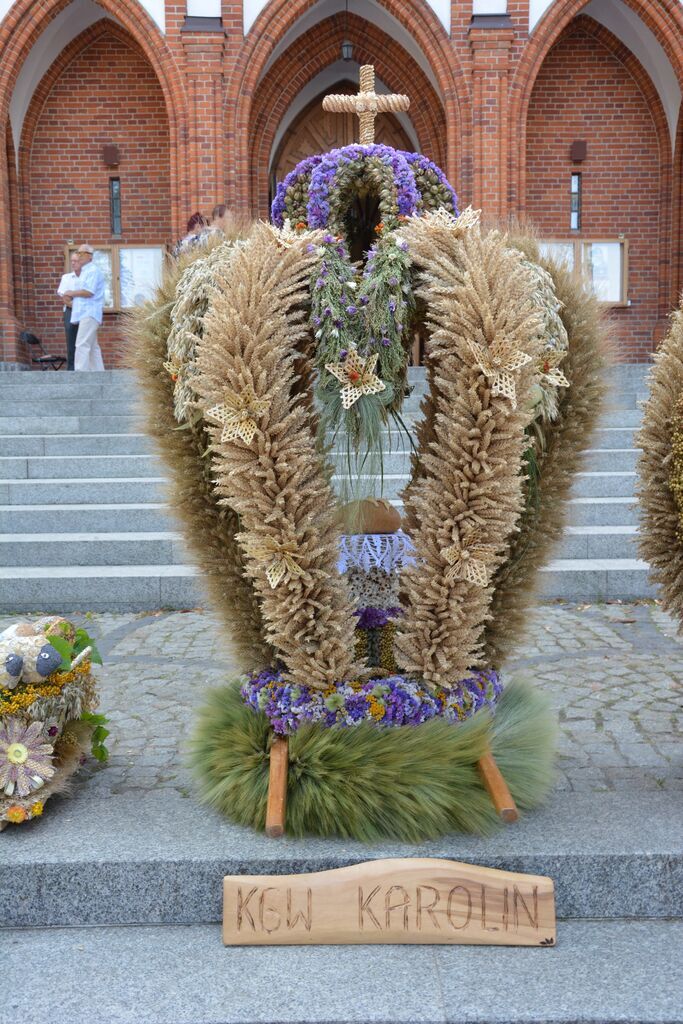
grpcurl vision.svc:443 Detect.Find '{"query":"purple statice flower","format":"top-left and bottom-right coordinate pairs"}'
top-left (312, 316), bottom-right (321, 326)
top-left (360, 295), bottom-right (369, 305)
top-left (381, 337), bottom-right (391, 347)
top-left (339, 349), bottom-right (348, 360)
top-left (240, 666), bottom-right (501, 735)
top-left (306, 243), bottom-right (316, 253)
top-left (353, 606), bottom-right (403, 630)
top-left (323, 306), bottom-right (332, 317)
top-left (399, 240), bottom-right (409, 252)
top-left (388, 299), bottom-right (397, 313)
top-left (346, 305), bottom-right (357, 315)
top-left (334, 319), bottom-right (343, 329)
top-left (315, 278), bottom-right (324, 290)
top-left (398, 150), bottom-right (458, 214)
top-left (270, 153), bottom-right (325, 226)
top-left (388, 276), bottom-right (398, 287)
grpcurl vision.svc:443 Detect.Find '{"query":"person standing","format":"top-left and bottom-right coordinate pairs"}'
top-left (63, 244), bottom-right (105, 371)
top-left (56, 251), bottom-right (81, 370)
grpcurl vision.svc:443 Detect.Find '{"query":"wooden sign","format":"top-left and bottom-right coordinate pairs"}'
top-left (223, 857), bottom-right (556, 946)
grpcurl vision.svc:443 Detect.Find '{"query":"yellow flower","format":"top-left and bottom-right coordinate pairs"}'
top-left (30, 801), bottom-right (44, 817)
top-left (6, 804), bottom-right (27, 824)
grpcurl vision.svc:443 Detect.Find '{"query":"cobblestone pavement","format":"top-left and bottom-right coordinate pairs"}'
top-left (1, 601), bottom-right (681, 798)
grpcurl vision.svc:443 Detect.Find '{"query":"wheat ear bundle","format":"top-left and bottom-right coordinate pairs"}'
top-left (482, 242), bottom-right (608, 666)
top-left (128, 240), bottom-right (272, 670)
top-left (194, 224), bottom-right (360, 689)
top-left (394, 213), bottom-right (543, 685)
top-left (637, 305), bottom-right (683, 626)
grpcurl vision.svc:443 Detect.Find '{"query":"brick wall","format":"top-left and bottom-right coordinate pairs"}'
top-left (525, 22), bottom-right (666, 361)
top-left (25, 31), bottom-right (171, 367)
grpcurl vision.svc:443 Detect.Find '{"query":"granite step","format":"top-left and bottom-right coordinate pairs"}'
top-left (0, 476), bottom-right (167, 504)
top-left (2, 789), bottom-right (680, 927)
top-left (0, 415), bottom-right (140, 435)
top-left (0, 532), bottom-right (182, 567)
top-left (558, 525), bottom-right (639, 560)
top-left (538, 558), bottom-right (655, 600)
top-left (571, 471), bottom-right (637, 499)
top-left (0, 563), bottom-right (199, 613)
top-left (566, 497), bottom-right (639, 527)
top-left (0, 527), bottom-right (641, 568)
top-left (0, 454), bottom-right (162, 480)
top-left (4, 918), bottom-right (681, 1024)
top-left (0, 433), bottom-right (153, 457)
top-left (0, 502), bottom-right (172, 534)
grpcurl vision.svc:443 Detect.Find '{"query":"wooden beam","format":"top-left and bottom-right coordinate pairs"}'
top-left (265, 735), bottom-right (289, 838)
top-left (477, 751), bottom-right (519, 823)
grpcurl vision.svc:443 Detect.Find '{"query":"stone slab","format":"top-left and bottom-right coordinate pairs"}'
top-left (1, 788), bottom-right (681, 927)
top-left (3, 919), bottom-right (681, 1024)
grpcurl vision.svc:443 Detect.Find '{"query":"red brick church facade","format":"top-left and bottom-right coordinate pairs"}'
top-left (1, 0), bottom-right (682, 367)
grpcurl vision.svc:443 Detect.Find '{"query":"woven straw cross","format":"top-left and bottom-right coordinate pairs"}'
top-left (322, 65), bottom-right (410, 145)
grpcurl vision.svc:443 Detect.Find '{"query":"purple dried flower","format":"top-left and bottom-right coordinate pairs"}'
top-left (346, 305), bottom-right (357, 315)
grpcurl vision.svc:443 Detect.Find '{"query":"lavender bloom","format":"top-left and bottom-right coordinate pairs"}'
top-left (241, 666), bottom-right (502, 736)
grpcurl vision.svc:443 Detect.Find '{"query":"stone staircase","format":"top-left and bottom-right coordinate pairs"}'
top-left (3, 786), bottom-right (681, 1024)
top-left (0, 364), bottom-right (655, 613)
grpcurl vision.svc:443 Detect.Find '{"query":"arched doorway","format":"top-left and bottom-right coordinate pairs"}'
top-left (525, 14), bottom-right (672, 360)
top-left (16, 21), bottom-right (172, 366)
top-left (228, 0), bottom-right (463, 216)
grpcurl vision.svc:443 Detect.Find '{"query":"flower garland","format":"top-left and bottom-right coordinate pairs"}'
top-left (310, 227), bottom-right (413, 455)
top-left (400, 151), bottom-right (458, 214)
top-left (271, 145), bottom-right (458, 232)
top-left (241, 667), bottom-right (501, 735)
top-left (669, 391), bottom-right (683, 540)
top-left (271, 154), bottom-right (325, 230)
top-left (308, 145), bottom-right (419, 233)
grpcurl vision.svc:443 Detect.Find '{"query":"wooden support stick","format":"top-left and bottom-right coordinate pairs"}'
top-left (265, 735), bottom-right (289, 838)
top-left (477, 751), bottom-right (519, 823)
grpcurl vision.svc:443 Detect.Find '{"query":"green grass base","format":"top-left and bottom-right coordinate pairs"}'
top-left (190, 678), bottom-right (557, 842)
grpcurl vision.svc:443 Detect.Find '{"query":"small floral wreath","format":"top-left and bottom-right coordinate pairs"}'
top-left (271, 144), bottom-right (458, 233)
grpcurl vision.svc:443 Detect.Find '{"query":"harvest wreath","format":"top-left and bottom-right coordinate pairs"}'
top-left (0, 617), bottom-right (107, 829)
top-left (132, 68), bottom-right (606, 841)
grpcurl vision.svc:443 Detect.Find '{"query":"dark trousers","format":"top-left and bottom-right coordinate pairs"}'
top-left (63, 307), bottom-right (78, 371)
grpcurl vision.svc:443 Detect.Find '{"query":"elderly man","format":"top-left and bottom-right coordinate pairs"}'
top-left (56, 250), bottom-right (82, 371)
top-left (62, 244), bottom-right (105, 371)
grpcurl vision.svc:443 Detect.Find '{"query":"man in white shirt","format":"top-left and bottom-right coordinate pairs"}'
top-left (62, 244), bottom-right (105, 372)
top-left (56, 251), bottom-right (82, 370)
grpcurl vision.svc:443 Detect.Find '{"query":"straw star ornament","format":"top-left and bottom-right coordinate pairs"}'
top-left (205, 386), bottom-right (269, 445)
top-left (325, 349), bottom-right (386, 409)
top-left (538, 350), bottom-right (570, 390)
top-left (244, 538), bottom-right (305, 589)
top-left (466, 338), bottom-right (532, 408)
top-left (162, 355), bottom-right (183, 382)
top-left (442, 529), bottom-right (496, 589)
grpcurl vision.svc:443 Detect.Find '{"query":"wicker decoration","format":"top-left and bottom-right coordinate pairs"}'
top-left (637, 304), bottom-right (683, 627)
top-left (194, 224), bottom-right (361, 690)
top-left (322, 65), bottom-right (409, 145)
top-left (393, 213), bottom-right (543, 686)
top-left (129, 236), bottom-right (273, 672)
top-left (324, 349), bottom-right (386, 409)
top-left (205, 386), bottom-right (270, 445)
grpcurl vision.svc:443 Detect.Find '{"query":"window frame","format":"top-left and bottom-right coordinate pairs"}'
top-left (539, 237), bottom-right (629, 308)
top-left (65, 242), bottom-right (167, 313)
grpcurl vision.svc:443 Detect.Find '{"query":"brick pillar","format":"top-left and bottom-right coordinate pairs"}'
top-left (181, 22), bottom-right (227, 214)
top-left (468, 16), bottom-right (515, 221)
